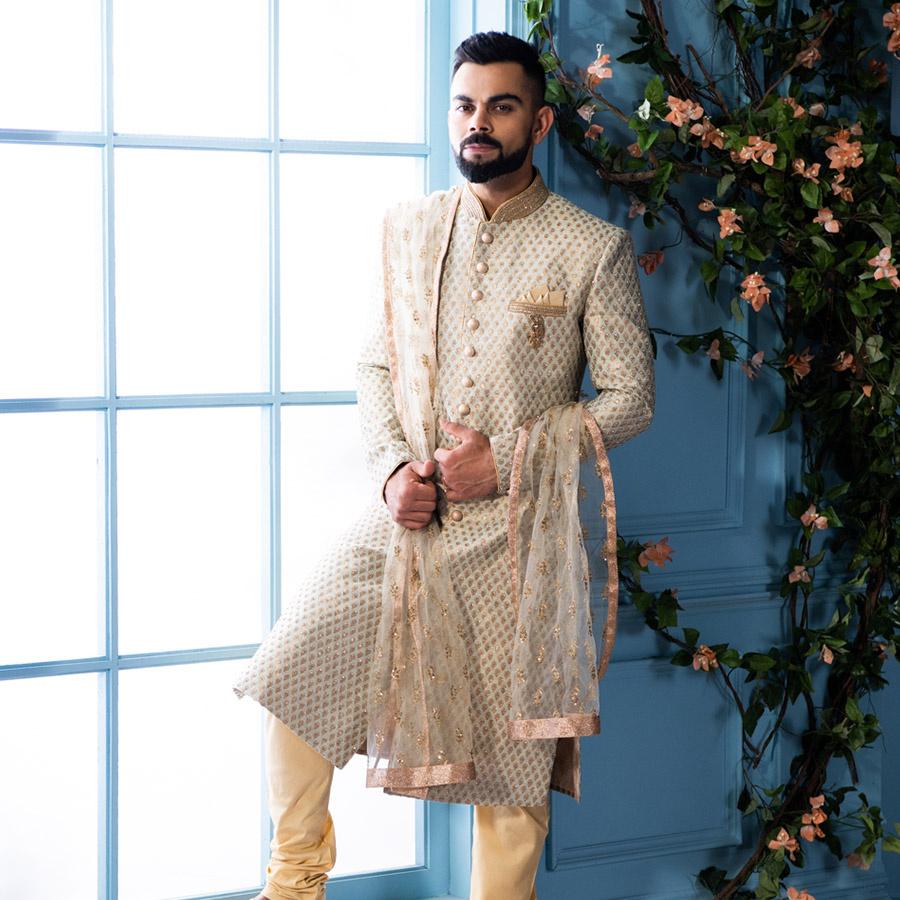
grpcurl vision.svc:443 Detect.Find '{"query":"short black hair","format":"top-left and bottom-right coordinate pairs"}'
top-left (452, 31), bottom-right (546, 107)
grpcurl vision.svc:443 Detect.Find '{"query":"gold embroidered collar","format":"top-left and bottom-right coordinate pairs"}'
top-left (459, 168), bottom-right (550, 224)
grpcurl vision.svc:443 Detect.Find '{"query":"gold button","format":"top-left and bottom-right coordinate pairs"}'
top-left (470, 289), bottom-right (483, 302)
top-left (457, 402), bottom-right (470, 416)
top-left (481, 231), bottom-right (493, 244)
top-left (467, 318), bottom-right (479, 331)
top-left (464, 345), bottom-right (476, 357)
top-left (475, 261), bottom-right (488, 274)
top-left (450, 509), bottom-right (463, 522)
top-left (463, 376), bottom-right (474, 387)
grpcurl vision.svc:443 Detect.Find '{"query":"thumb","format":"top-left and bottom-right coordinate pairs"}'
top-left (408, 459), bottom-right (436, 479)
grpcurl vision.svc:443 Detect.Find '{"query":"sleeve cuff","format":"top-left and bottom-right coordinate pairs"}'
top-left (489, 430), bottom-right (520, 496)
top-left (378, 453), bottom-right (415, 505)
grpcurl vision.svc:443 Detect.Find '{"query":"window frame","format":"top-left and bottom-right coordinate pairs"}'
top-left (0, 2), bottom-right (482, 898)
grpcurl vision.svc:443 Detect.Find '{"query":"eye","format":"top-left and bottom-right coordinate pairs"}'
top-left (494, 104), bottom-right (513, 112)
top-left (455, 103), bottom-right (473, 112)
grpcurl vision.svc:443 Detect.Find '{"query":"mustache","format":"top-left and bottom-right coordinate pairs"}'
top-left (460, 135), bottom-right (502, 151)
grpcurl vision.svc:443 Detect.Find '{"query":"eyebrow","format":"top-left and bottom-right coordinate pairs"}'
top-left (452, 93), bottom-right (524, 104)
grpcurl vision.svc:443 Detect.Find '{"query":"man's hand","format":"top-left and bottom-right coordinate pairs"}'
top-left (433, 420), bottom-right (499, 502)
top-left (384, 459), bottom-right (438, 529)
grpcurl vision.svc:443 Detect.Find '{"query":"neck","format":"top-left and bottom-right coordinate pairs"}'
top-left (468, 163), bottom-right (536, 219)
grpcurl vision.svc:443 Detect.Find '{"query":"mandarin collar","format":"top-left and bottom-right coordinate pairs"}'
top-left (459, 168), bottom-right (550, 224)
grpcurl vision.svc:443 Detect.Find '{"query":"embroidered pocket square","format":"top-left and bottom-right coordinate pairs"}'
top-left (508, 283), bottom-right (567, 316)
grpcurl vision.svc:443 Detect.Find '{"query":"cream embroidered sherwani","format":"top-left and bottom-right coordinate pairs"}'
top-left (232, 169), bottom-right (655, 806)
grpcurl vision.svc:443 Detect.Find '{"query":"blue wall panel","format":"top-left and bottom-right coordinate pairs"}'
top-left (525, 2), bottom-right (900, 898)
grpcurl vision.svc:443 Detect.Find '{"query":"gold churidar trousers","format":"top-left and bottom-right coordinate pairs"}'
top-left (261, 710), bottom-right (549, 900)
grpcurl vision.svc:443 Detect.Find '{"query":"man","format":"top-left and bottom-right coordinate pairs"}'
top-left (234, 30), bottom-right (655, 900)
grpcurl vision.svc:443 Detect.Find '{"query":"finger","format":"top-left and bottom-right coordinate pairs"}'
top-left (408, 459), bottom-right (435, 479)
top-left (403, 497), bottom-right (437, 512)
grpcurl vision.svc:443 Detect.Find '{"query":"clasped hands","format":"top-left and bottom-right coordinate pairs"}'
top-left (384, 419), bottom-right (498, 530)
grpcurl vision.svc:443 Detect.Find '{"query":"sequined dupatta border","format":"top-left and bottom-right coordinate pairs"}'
top-left (506, 404), bottom-right (619, 743)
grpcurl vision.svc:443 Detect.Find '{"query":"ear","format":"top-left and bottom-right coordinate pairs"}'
top-left (532, 104), bottom-right (555, 146)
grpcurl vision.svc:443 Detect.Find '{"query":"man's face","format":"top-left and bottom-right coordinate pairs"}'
top-left (448, 61), bottom-right (545, 184)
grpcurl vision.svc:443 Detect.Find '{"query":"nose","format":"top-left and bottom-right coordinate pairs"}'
top-left (469, 106), bottom-right (491, 133)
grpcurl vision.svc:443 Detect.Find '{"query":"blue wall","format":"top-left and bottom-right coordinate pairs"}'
top-left (527, 3), bottom-right (900, 898)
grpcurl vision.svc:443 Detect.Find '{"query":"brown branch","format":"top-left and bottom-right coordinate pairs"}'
top-left (754, 18), bottom-right (836, 111)
top-left (722, 9), bottom-right (762, 102)
top-left (640, 0), bottom-right (703, 102)
top-left (687, 43), bottom-right (731, 115)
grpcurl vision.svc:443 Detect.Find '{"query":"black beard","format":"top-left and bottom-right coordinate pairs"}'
top-left (452, 137), bottom-right (532, 184)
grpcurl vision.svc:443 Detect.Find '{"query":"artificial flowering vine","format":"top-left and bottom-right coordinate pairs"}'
top-left (523, 0), bottom-right (900, 897)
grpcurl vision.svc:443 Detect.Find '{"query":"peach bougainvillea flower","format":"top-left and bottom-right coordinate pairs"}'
top-left (637, 250), bottom-right (664, 274)
top-left (869, 59), bottom-right (888, 83)
top-left (847, 851), bottom-right (871, 870)
top-left (801, 795), bottom-right (828, 842)
top-left (862, 383), bottom-right (874, 397)
top-left (626, 141), bottom-right (642, 157)
top-left (886, 3), bottom-right (900, 29)
top-left (801, 503), bottom-right (828, 529)
top-left (586, 43), bottom-right (613, 84)
top-left (698, 197), bottom-right (716, 212)
top-left (627, 196), bottom-right (646, 218)
top-left (740, 350), bottom-right (765, 380)
top-left (577, 104), bottom-right (595, 122)
top-left (820, 644), bottom-right (834, 664)
top-left (584, 123), bottom-right (604, 140)
top-left (689, 117), bottom-right (726, 149)
top-left (768, 827), bottom-right (800, 861)
top-left (791, 158), bottom-right (821, 183)
top-left (824, 134), bottom-right (863, 172)
top-left (706, 338), bottom-right (721, 361)
top-left (783, 96), bottom-right (806, 118)
top-left (788, 564), bottom-right (811, 583)
top-left (740, 272), bottom-right (771, 312)
top-left (718, 208), bottom-right (743, 238)
top-left (786, 888), bottom-right (816, 900)
top-left (868, 246), bottom-right (897, 280)
top-left (745, 134), bottom-right (778, 166)
top-left (664, 95), bottom-right (704, 127)
top-left (832, 350), bottom-right (854, 371)
top-left (796, 42), bottom-right (822, 68)
top-left (813, 208), bottom-right (841, 233)
top-left (786, 347), bottom-right (815, 382)
top-left (638, 536), bottom-right (673, 568)
top-left (692, 645), bottom-right (719, 671)
top-left (808, 102), bottom-right (826, 117)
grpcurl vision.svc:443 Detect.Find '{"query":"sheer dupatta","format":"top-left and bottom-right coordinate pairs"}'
top-left (365, 189), bottom-right (619, 801)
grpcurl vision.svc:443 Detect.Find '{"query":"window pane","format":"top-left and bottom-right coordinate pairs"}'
top-left (114, 148), bottom-right (269, 396)
top-left (331, 753), bottom-right (419, 876)
top-left (280, 0), bottom-right (425, 142)
top-left (0, 673), bottom-right (102, 899)
top-left (281, 404), bottom-right (371, 599)
top-left (113, 0), bottom-right (268, 138)
top-left (0, 412), bottom-right (105, 666)
top-left (280, 155), bottom-right (422, 392)
top-left (0, 0), bottom-right (101, 131)
top-left (0, 144), bottom-right (104, 400)
top-left (117, 407), bottom-right (266, 654)
top-left (119, 660), bottom-right (263, 899)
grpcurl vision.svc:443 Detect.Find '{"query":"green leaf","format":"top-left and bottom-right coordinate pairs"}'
top-left (676, 335), bottom-right (702, 354)
top-left (717, 173), bottom-right (735, 199)
top-left (800, 179), bottom-right (822, 209)
top-left (671, 649), bottom-right (695, 666)
top-left (846, 697), bottom-right (864, 723)
top-left (869, 221), bottom-right (892, 247)
top-left (768, 409), bottom-right (793, 434)
top-left (743, 652), bottom-right (777, 672)
top-left (682, 627), bottom-right (700, 646)
top-left (638, 129), bottom-right (659, 152)
top-left (644, 75), bottom-right (665, 106)
top-left (544, 78), bottom-right (568, 105)
top-left (700, 259), bottom-right (721, 284)
top-left (718, 648), bottom-right (741, 667)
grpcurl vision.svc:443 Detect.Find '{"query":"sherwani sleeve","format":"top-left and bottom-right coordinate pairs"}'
top-left (356, 261), bottom-right (416, 504)
top-left (489, 227), bottom-right (655, 494)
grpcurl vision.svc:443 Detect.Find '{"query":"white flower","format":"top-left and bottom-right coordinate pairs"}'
top-left (636, 99), bottom-right (651, 121)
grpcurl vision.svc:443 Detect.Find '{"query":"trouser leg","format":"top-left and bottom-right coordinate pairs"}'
top-left (469, 800), bottom-right (550, 900)
top-left (261, 709), bottom-right (337, 900)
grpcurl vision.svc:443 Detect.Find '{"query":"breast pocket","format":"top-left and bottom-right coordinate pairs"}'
top-left (507, 284), bottom-right (568, 350)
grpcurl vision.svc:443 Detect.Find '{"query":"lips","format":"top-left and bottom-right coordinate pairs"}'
top-left (464, 143), bottom-right (498, 152)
